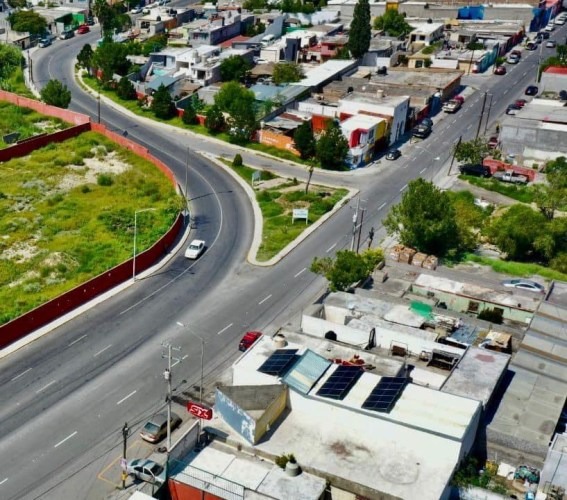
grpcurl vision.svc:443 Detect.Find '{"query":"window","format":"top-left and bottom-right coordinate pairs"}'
top-left (467, 301), bottom-right (479, 313)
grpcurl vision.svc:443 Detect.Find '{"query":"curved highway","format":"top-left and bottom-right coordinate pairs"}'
top-left (0, 23), bottom-right (563, 499)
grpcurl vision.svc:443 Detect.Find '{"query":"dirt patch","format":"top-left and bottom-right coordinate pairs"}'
top-left (0, 241), bottom-right (40, 263)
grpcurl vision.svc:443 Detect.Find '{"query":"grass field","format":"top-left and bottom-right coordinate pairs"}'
top-left (0, 101), bottom-right (69, 148)
top-left (459, 174), bottom-right (535, 203)
top-left (464, 254), bottom-right (567, 281)
top-left (223, 160), bottom-right (348, 261)
top-left (3, 66), bottom-right (35, 99)
top-left (0, 131), bottom-right (182, 325)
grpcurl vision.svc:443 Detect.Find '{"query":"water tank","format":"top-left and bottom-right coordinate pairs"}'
top-left (273, 334), bottom-right (287, 348)
top-left (325, 331), bottom-right (337, 341)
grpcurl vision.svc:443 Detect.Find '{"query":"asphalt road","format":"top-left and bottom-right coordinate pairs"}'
top-left (0, 23), bottom-right (563, 499)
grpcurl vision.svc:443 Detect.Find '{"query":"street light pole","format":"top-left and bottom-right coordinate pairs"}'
top-left (350, 197), bottom-right (360, 251)
top-left (121, 422), bottom-right (130, 489)
top-left (483, 94), bottom-right (494, 136)
top-left (133, 208), bottom-right (156, 281)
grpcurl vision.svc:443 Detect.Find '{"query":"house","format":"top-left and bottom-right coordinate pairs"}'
top-left (292, 59), bottom-right (358, 91)
top-left (257, 111), bottom-right (311, 156)
top-left (340, 113), bottom-right (387, 168)
top-left (301, 35), bottom-right (349, 63)
top-left (408, 22), bottom-right (445, 48)
top-left (541, 66), bottom-right (567, 94)
top-left (187, 10), bottom-right (254, 47)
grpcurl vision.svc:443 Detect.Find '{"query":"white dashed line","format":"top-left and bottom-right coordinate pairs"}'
top-left (399, 184), bottom-right (408, 193)
top-left (466, 124), bottom-right (472, 130)
top-left (503, 89), bottom-right (509, 95)
top-left (522, 71), bottom-right (528, 76)
top-left (54, 431), bottom-right (77, 448)
top-left (258, 294), bottom-right (272, 305)
top-left (0, 478), bottom-right (8, 486)
top-left (217, 323), bottom-right (233, 335)
top-left (326, 243), bottom-right (337, 253)
top-left (294, 268), bottom-right (306, 278)
top-left (378, 202), bottom-right (386, 211)
top-left (36, 380), bottom-right (56, 394)
top-left (420, 167), bottom-right (427, 174)
top-left (116, 390), bottom-right (137, 405)
top-left (182, 354), bottom-right (188, 360)
top-left (94, 344), bottom-right (112, 357)
top-left (68, 334), bottom-right (87, 347)
top-left (11, 368), bottom-right (32, 381)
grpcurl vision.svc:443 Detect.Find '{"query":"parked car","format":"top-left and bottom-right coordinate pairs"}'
top-left (546, 40), bottom-right (557, 48)
top-left (77, 24), bottom-right (90, 34)
top-left (59, 30), bottom-right (74, 40)
top-left (525, 85), bottom-right (539, 96)
top-left (501, 279), bottom-right (545, 293)
top-left (385, 149), bottom-right (401, 160)
top-left (126, 459), bottom-right (166, 485)
top-left (540, 31), bottom-right (551, 40)
top-left (458, 163), bottom-right (491, 177)
top-left (514, 99), bottom-right (527, 108)
top-left (506, 103), bottom-right (521, 115)
top-left (38, 38), bottom-right (52, 48)
top-left (510, 49), bottom-right (522, 58)
top-left (494, 65), bottom-right (507, 75)
top-left (555, 16), bottom-right (566, 26)
top-left (239, 331), bottom-right (262, 351)
top-left (130, 5), bottom-right (143, 13)
top-left (184, 239), bottom-right (205, 259)
top-left (140, 412), bottom-right (182, 443)
top-left (507, 54), bottom-right (520, 64)
top-left (86, 16), bottom-right (95, 25)
top-left (487, 136), bottom-right (499, 149)
top-left (544, 23), bottom-right (555, 31)
top-left (493, 171), bottom-right (528, 184)
top-left (442, 99), bottom-right (462, 113)
top-left (526, 42), bottom-right (538, 51)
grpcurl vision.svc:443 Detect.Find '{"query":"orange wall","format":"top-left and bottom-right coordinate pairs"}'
top-left (169, 479), bottom-right (223, 500)
top-left (258, 129), bottom-right (300, 156)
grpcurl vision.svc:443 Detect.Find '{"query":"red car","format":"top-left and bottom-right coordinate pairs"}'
top-left (494, 66), bottom-right (507, 75)
top-left (514, 99), bottom-right (527, 108)
top-left (239, 331), bottom-right (262, 352)
top-left (487, 136), bottom-right (499, 149)
top-left (77, 24), bottom-right (90, 34)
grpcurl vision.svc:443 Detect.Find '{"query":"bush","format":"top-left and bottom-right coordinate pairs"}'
top-left (97, 174), bottom-right (114, 186)
top-left (232, 153), bottom-right (243, 167)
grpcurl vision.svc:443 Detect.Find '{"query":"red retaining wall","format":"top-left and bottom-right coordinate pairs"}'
top-left (0, 92), bottom-right (183, 350)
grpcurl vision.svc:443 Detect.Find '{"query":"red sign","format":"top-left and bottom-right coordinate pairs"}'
top-left (187, 401), bottom-right (213, 420)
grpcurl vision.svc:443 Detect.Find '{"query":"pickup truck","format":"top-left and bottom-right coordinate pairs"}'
top-left (443, 99), bottom-right (462, 113)
top-left (493, 171), bottom-right (528, 184)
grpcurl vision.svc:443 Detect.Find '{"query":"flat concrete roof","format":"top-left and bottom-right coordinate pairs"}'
top-left (171, 441), bottom-right (326, 499)
top-left (294, 60), bottom-right (357, 87)
top-left (441, 347), bottom-right (510, 408)
top-left (370, 67), bottom-right (463, 89)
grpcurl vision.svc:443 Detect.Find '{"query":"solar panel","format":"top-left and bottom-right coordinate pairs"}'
top-left (362, 376), bottom-right (407, 413)
top-left (316, 365), bottom-right (363, 400)
top-left (258, 349), bottom-right (299, 377)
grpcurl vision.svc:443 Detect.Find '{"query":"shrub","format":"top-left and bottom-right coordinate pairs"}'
top-left (232, 153), bottom-right (243, 167)
top-left (97, 174), bottom-right (114, 186)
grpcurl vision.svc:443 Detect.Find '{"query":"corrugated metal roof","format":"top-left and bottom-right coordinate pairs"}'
top-left (283, 349), bottom-right (331, 394)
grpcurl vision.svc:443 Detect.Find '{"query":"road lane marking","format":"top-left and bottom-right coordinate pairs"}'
top-left (378, 202), bottom-right (386, 211)
top-left (54, 431), bottom-right (77, 448)
top-left (94, 344), bottom-right (112, 357)
top-left (503, 89), bottom-right (509, 95)
top-left (182, 355), bottom-right (188, 360)
top-left (523, 71), bottom-right (528, 76)
top-left (36, 380), bottom-right (56, 394)
top-left (258, 294), bottom-right (272, 305)
top-left (11, 368), bottom-right (32, 381)
top-left (294, 268), bottom-right (306, 278)
top-left (0, 478), bottom-right (7, 486)
top-left (116, 390), bottom-right (137, 405)
top-left (326, 243), bottom-right (337, 253)
top-left (399, 184), bottom-right (408, 192)
top-left (466, 124), bottom-right (472, 130)
top-left (420, 167), bottom-right (427, 174)
top-left (69, 334), bottom-right (87, 346)
top-left (217, 323), bottom-right (233, 335)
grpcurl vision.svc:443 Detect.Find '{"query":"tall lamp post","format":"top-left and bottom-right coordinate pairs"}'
top-left (133, 208), bottom-right (156, 281)
top-left (121, 422), bottom-right (130, 490)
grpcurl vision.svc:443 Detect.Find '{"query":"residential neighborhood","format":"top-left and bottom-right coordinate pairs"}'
top-left (1, 0), bottom-right (567, 499)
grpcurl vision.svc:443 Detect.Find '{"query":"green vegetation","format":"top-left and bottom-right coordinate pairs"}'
top-left (465, 254), bottom-right (567, 281)
top-left (293, 121), bottom-right (316, 160)
top-left (0, 131), bottom-right (182, 325)
top-left (454, 137), bottom-right (491, 164)
top-left (223, 159), bottom-right (348, 261)
top-left (459, 175), bottom-right (535, 204)
top-left (0, 101), bottom-right (68, 148)
top-left (8, 10), bottom-right (47, 36)
top-left (272, 62), bottom-right (304, 85)
top-left (348, 0), bottom-right (371, 58)
top-left (219, 55), bottom-right (252, 82)
top-left (316, 121), bottom-right (349, 170)
top-left (452, 457), bottom-right (509, 495)
top-left (40, 79), bottom-right (72, 109)
top-left (373, 9), bottom-right (412, 38)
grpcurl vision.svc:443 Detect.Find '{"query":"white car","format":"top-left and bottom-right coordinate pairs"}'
top-left (126, 459), bottom-right (165, 485)
top-left (185, 239), bottom-right (205, 259)
top-left (130, 5), bottom-right (143, 13)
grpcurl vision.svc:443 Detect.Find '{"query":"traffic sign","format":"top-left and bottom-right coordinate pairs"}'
top-left (120, 458), bottom-right (127, 470)
top-left (187, 401), bottom-right (213, 420)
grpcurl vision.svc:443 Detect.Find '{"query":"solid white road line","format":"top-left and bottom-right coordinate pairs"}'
top-left (399, 184), bottom-right (408, 192)
top-left (54, 431), bottom-right (77, 448)
top-left (217, 323), bottom-right (233, 335)
top-left (36, 380), bottom-right (56, 394)
top-left (94, 344), bottom-right (112, 357)
top-left (11, 368), bottom-right (32, 381)
top-left (258, 294), bottom-right (272, 305)
top-left (378, 202), bottom-right (386, 211)
top-left (294, 268), bottom-right (306, 278)
top-left (116, 390), bottom-right (137, 405)
top-left (420, 167), bottom-right (427, 174)
top-left (0, 478), bottom-right (8, 486)
top-left (68, 334), bottom-right (87, 347)
top-left (326, 243), bottom-right (337, 253)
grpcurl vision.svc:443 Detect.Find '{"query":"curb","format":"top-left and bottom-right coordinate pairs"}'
top-left (200, 152), bottom-right (358, 267)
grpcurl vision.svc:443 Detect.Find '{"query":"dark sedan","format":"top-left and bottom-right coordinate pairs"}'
top-left (525, 85), bottom-right (538, 96)
top-left (385, 149), bottom-right (401, 160)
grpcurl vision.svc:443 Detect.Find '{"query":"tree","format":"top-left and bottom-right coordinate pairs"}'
top-left (310, 248), bottom-right (384, 292)
top-left (272, 62), bottom-right (304, 84)
top-left (454, 137), bottom-right (491, 165)
top-left (214, 82), bottom-right (257, 143)
top-left (40, 79), bottom-right (72, 108)
top-left (384, 178), bottom-right (459, 256)
top-left (8, 11), bottom-right (47, 36)
top-left (373, 9), bottom-right (412, 38)
top-left (77, 44), bottom-right (94, 72)
top-left (151, 84), bottom-right (175, 119)
top-left (116, 76), bottom-right (137, 100)
top-left (316, 121), bottom-right (349, 170)
top-left (533, 156), bottom-right (567, 219)
top-left (219, 55), bottom-right (251, 82)
top-left (182, 104), bottom-right (197, 125)
top-left (93, 0), bottom-right (117, 38)
top-left (91, 41), bottom-right (130, 83)
top-left (7, 0), bottom-right (27, 8)
top-left (293, 121), bottom-right (316, 160)
top-left (348, 0), bottom-right (371, 59)
top-left (0, 44), bottom-right (22, 81)
top-left (205, 105), bottom-right (225, 133)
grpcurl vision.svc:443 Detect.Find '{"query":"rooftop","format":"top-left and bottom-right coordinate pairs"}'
top-left (544, 67), bottom-right (567, 75)
top-left (294, 60), bottom-right (357, 88)
top-left (369, 67), bottom-right (463, 89)
top-left (340, 113), bottom-right (386, 132)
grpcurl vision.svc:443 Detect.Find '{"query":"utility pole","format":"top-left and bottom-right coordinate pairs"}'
top-left (184, 147), bottom-right (189, 213)
top-left (121, 422), bottom-right (130, 489)
top-left (475, 92), bottom-right (488, 139)
top-left (356, 208), bottom-right (365, 253)
top-left (350, 197), bottom-right (360, 251)
top-left (483, 94), bottom-right (494, 136)
top-left (162, 342), bottom-right (181, 465)
top-left (447, 135), bottom-right (462, 176)
top-left (536, 41), bottom-right (543, 83)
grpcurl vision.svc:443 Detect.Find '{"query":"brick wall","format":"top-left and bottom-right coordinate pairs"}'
top-left (258, 129), bottom-right (300, 156)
